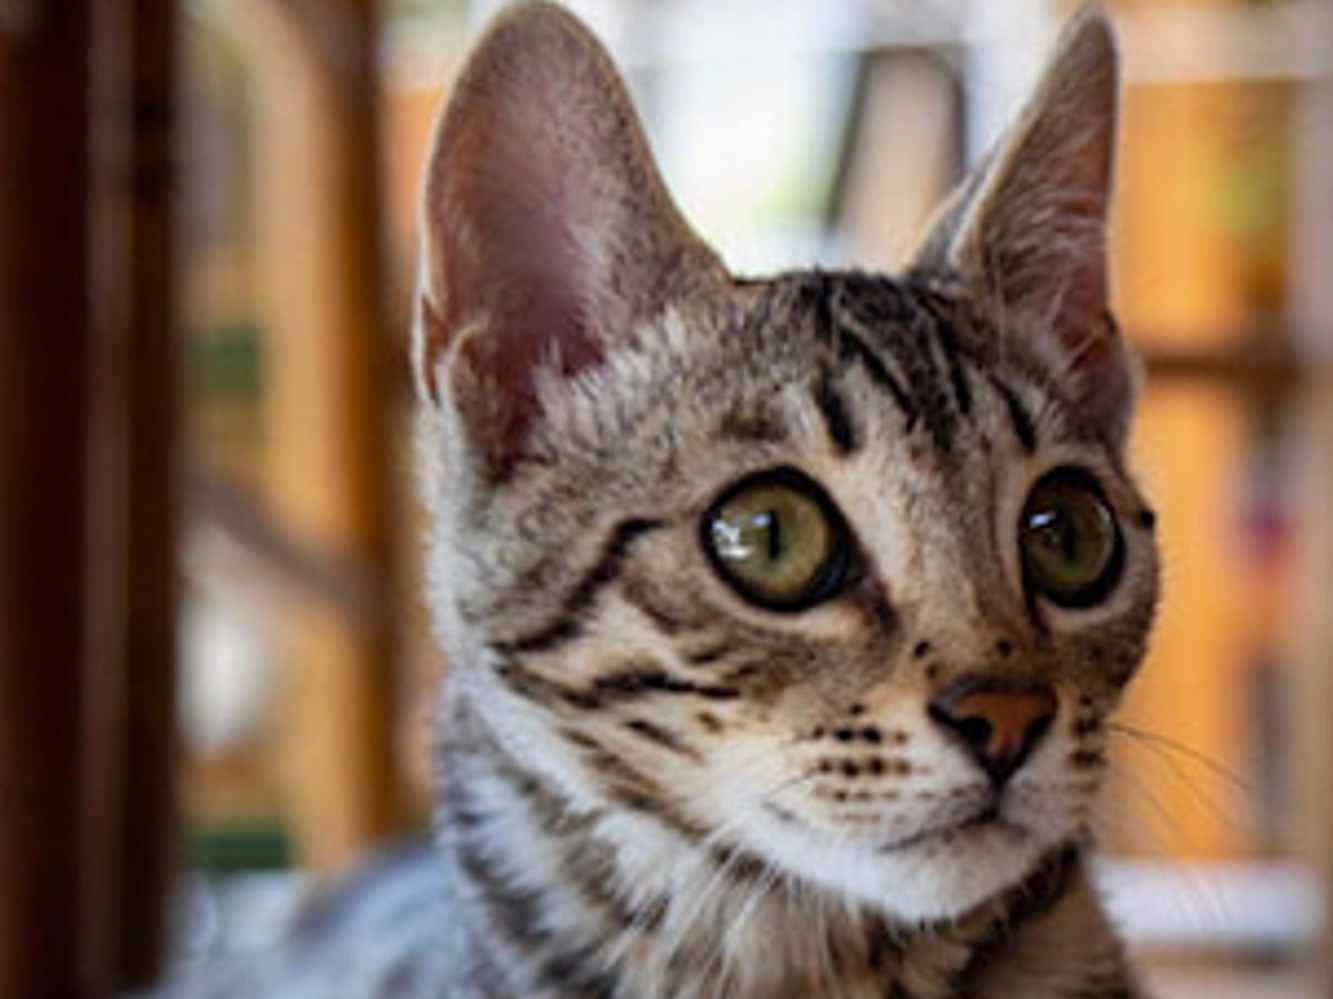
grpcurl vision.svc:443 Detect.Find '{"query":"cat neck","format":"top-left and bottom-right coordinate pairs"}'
top-left (434, 683), bottom-right (1134, 998)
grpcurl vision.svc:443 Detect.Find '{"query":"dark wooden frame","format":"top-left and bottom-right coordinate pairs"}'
top-left (0, 3), bottom-right (96, 995)
top-left (0, 0), bottom-right (179, 993)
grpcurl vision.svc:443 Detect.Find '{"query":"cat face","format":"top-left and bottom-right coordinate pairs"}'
top-left (415, 2), bottom-right (1158, 924)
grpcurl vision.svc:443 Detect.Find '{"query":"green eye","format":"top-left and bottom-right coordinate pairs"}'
top-left (1019, 469), bottom-right (1123, 607)
top-left (703, 470), bottom-right (850, 610)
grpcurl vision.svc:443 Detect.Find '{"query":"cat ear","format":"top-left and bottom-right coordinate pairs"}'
top-left (414, 1), bottom-right (723, 479)
top-left (913, 10), bottom-right (1133, 444)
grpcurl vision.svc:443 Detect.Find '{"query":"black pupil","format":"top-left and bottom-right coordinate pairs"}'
top-left (1020, 469), bottom-right (1123, 607)
top-left (764, 510), bottom-right (781, 560)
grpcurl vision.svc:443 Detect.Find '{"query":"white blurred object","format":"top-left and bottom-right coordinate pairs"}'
top-left (1098, 858), bottom-right (1324, 951)
top-left (179, 527), bottom-right (278, 756)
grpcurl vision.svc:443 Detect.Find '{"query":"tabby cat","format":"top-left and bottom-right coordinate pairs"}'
top-left (189, 2), bottom-right (1162, 996)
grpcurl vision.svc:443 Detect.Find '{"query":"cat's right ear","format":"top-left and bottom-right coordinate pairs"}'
top-left (912, 10), bottom-right (1134, 447)
top-left (413, 1), bottom-right (723, 481)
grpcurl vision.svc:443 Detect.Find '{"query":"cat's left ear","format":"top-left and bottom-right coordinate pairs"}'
top-left (913, 9), bottom-right (1134, 446)
top-left (413, 2), bottom-right (725, 482)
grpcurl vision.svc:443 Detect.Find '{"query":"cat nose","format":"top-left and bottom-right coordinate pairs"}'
top-left (929, 680), bottom-right (1057, 784)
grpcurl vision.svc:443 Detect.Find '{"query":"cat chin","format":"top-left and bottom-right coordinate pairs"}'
top-left (866, 828), bottom-right (1056, 923)
top-left (756, 816), bottom-right (1059, 924)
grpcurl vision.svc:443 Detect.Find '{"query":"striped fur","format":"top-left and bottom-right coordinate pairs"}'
top-left (412, 268), bottom-right (1158, 996)
top-left (170, 5), bottom-right (1160, 996)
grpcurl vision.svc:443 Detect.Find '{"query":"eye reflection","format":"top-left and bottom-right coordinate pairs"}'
top-left (1019, 468), bottom-right (1122, 607)
top-left (702, 469), bottom-right (850, 611)
top-left (710, 510), bottom-right (778, 562)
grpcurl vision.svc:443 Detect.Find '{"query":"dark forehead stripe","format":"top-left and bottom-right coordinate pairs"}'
top-left (822, 273), bottom-right (1043, 457)
top-left (800, 272), bottom-right (981, 453)
top-left (873, 279), bottom-right (970, 451)
top-left (918, 296), bottom-right (973, 418)
top-left (985, 371), bottom-right (1038, 454)
top-left (798, 274), bottom-right (916, 428)
top-left (813, 372), bottom-right (858, 454)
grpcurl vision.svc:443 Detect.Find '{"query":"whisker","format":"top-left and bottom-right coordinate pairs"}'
top-left (1108, 723), bottom-right (1251, 834)
top-left (1093, 787), bottom-right (1235, 935)
top-left (1100, 763), bottom-right (1241, 943)
top-left (624, 761), bottom-right (822, 978)
top-left (714, 856), bottom-right (780, 987)
top-left (1102, 763), bottom-right (1197, 853)
top-left (1088, 790), bottom-right (1239, 935)
top-left (1108, 721), bottom-right (1254, 795)
top-left (600, 749), bottom-right (814, 969)
top-left (1090, 791), bottom-right (1177, 857)
top-left (814, 888), bottom-right (839, 996)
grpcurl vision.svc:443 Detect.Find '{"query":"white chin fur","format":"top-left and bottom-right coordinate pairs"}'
top-left (753, 817), bottom-right (1055, 923)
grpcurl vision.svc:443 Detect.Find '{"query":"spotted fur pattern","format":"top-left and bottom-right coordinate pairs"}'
top-left (169, 4), bottom-right (1160, 996)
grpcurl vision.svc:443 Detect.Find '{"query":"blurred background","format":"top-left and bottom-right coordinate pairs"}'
top-left (3, 0), bottom-right (1332, 995)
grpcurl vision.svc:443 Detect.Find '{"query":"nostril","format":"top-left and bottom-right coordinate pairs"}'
top-left (928, 701), bottom-right (991, 747)
top-left (927, 702), bottom-right (997, 757)
top-left (955, 715), bottom-right (993, 751)
top-left (1026, 712), bottom-right (1054, 746)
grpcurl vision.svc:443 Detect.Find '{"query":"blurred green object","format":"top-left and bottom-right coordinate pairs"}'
top-left (190, 821), bottom-right (292, 874)
top-left (192, 321), bottom-right (264, 403)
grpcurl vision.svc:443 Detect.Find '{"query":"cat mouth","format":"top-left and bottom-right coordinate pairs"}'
top-left (878, 804), bottom-right (1029, 854)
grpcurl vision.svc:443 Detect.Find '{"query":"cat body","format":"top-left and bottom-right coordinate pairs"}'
top-left (176, 3), bottom-right (1159, 996)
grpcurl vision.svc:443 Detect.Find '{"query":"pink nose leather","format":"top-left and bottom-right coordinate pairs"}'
top-left (930, 683), bottom-right (1057, 783)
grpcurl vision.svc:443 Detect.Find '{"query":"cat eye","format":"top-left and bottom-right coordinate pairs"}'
top-left (703, 469), bottom-right (851, 611)
top-left (1019, 468), bottom-right (1123, 607)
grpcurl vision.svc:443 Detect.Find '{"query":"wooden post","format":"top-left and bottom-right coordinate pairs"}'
top-left (236, 0), bottom-right (402, 870)
top-left (0, 3), bottom-right (92, 995)
top-left (82, 0), bottom-right (180, 990)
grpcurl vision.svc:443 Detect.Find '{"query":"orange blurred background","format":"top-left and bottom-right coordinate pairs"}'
top-left (3, 1), bottom-right (1331, 995)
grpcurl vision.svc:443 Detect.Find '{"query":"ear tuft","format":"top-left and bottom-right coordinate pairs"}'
top-left (415, 1), bottom-right (722, 479)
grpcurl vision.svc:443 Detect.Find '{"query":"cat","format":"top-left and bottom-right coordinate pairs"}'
top-left (175, 2), bottom-right (1160, 996)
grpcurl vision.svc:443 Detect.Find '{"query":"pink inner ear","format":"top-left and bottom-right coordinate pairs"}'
top-left (1069, 310), bottom-right (1132, 432)
top-left (986, 121), bottom-right (1113, 328)
top-left (442, 199), bottom-right (607, 471)
top-left (417, 4), bottom-right (720, 476)
top-left (427, 88), bottom-right (609, 472)
top-left (452, 305), bottom-right (604, 477)
top-left (1000, 229), bottom-right (1108, 348)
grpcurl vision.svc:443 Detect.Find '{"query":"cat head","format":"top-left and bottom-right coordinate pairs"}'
top-left (414, 2), bottom-right (1158, 924)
